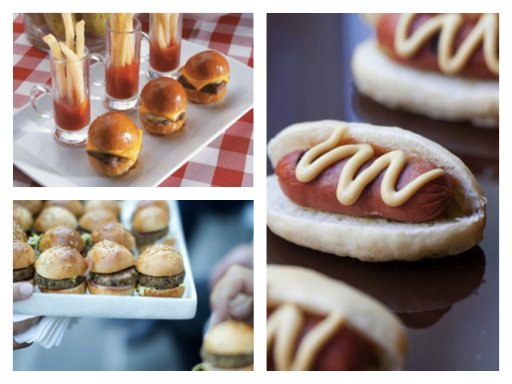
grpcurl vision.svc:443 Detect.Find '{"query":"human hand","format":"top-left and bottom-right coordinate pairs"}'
top-left (13, 282), bottom-right (40, 350)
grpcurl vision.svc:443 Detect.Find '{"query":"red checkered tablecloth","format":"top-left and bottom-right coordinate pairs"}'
top-left (13, 13), bottom-right (253, 187)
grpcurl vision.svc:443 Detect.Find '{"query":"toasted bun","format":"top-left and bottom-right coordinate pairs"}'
top-left (87, 281), bottom-right (135, 296)
top-left (136, 284), bottom-right (184, 297)
top-left (139, 77), bottom-right (187, 135)
top-left (43, 200), bottom-right (84, 217)
top-left (13, 205), bottom-right (33, 231)
top-left (88, 240), bottom-right (135, 274)
top-left (34, 207), bottom-right (78, 233)
top-left (136, 244), bottom-right (184, 277)
top-left (85, 200), bottom-right (121, 217)
top-left (13, 220), bottom-right (28, 242)
top-left (267, 265), bottom-right (406, 370)
top-left (132, 206), bottom-right (169, 233)
top-left (79, 209), bottom-right (118, 232)
top-left (13, 200), bottom-right (43, 215)
top-left (86, 112), bottom-right (143, 176)
top-left (352, 40), bottom-right (498, 127)
top-left (203, 321), bottom-right (253, 355)
top-left (267, 120), bottom-right (486, 261)
top-left (135, 200), bottom-right (170, 215)
top-left (39, 225), bottom-right (85, 253)
top-left (35, 246), bottom-right (88, 279)
top-left (92, 222), bottom-right (136, 251)
top-left (40, 281), bottom-right (87, 294)
top-left (13, 240), bottom-right (36, 269)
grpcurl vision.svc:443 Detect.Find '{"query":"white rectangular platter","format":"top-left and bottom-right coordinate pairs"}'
top-left (14, 200), bottom-right (198, 319)
top-left (13, 40), bottom-right (253, 187)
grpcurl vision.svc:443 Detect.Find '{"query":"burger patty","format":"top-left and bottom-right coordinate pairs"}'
top-left (87, 151), bottom-right (131, 167)
top-left (132, 227), bottom-right (169, 245)
top-left (200, 349), bottom-right (253, 369)
top-left (178, 75), bottom-right (227, 95)
top-left (34, 273), bottom-right (86, 290)
top-left (145, 113), bottom-right (185, 126)
top-left (138, 271), bottom-right (185, 290)
top-left (13, 265), bottom-right (35, 282)
top-left (89, 267), bottom-right (138, 287)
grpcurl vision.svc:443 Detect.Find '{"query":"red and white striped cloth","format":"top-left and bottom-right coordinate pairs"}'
top-left (13, 13), bottom-right (253, 187)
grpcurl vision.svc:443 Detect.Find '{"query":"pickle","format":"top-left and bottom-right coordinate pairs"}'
top-left (82, 13), bottom-right (109, 37)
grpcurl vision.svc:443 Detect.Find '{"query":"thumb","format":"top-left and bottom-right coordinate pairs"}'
top-left (13, 283), bottom-right (34, 302)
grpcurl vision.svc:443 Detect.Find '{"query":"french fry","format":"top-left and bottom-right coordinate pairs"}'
top-left (170, 13), bottom-right (179, 46)
top-left (75, 20), bottom-right (85, 59)
top-left (59, 42), bottom-right (86, 104)
top-left (42, 34), bottom-right (66, 98)
top-left (62, 13), bottom-right (75, 50)
top-left (157, 23), bottom-right (167, 49)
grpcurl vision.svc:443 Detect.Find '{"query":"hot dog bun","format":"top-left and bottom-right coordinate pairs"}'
top-left (352, 40), bottom-right (498, 127)
top-left (267, 120), bottom-right (486, 261)
top-left (267, 265), bottom-right (407, 370)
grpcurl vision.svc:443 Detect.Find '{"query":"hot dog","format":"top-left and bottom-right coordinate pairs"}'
top-left (267, 265), bottom-right (407, 370)
top-left (352, 13), bottom-right (499, 127)
top-left (267, 121), bottom-right (486, 261)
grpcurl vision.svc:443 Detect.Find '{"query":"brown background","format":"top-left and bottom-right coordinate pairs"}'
top-left (267, 13), bottom-right (498, 370)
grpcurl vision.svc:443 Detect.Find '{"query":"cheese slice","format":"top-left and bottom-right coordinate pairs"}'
top-left (86, 128), bottom-right (143, 163)
top-left (139, 104), bottom-right (183, 121)
top-left (178, 70), bottom-right (230, 92)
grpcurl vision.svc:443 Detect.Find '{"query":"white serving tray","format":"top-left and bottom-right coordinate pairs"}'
top-left (14, 201), bottom-right (198, 320)
top-left (13, 40), bottom-right (253, 187)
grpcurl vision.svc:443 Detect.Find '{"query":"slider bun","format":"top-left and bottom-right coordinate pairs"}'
top-left (180, 50), bottom-right (229, 83)
top-left (85, 200), bottom-right (121, 217)
top-left (34, 207), bottom-right (78, 233)
top-left (13, 240), bottom-right (36, 270)
top-left (352, 40), bottom-right (498, 127)
top-left (267, 120), bottom-right (486, 261)
top-left (267, 265), bottom-right (406, 370)
top-left (40, 281), bottom-right (87, 294)
top-left (38, 225), bottom-right (85, 253)
top-left (35, 246), bottom-right (87, 279)
top-left (136, 284), bottom-right (184, 297)
top-left (43, 200), bottom-right (84, 217)
top-left (79, 209), bottom-right (118, 232)
top-left (87, 281), bottom-right (135, 296)
top-left (184, 86), bottom-right (227, 105)
top-left (86, 112), bottom-right (142, 177)
top-left (13, 220), bottom-right (28, 242)
top-left (139, 77), bottom-right (187, 135)
top-left (13, 204), bottom-right (33, 231)
top-left (91, 222), bottom-right (136, 251)
top-left (135, 200), bottom-right (170, 215)
top-left (88, 240), bottom-right (135, 274)
top-left (202, 320), bottom-right (253, 356)
top-left (13, 200), bottom-right (43, 215)
top-left (136, 244), bottom-right (184, 277)
top-left (132, 206), bottom-right (169, 233)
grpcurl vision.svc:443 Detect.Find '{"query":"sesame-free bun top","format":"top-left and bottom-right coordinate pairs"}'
top-left (86, 112), bottom-right (143, 163)
top-left (132, 206), bottom-right (169, 233)
top-left (35, 207), bottom-right (78, 233)
top-left (88, 240), bottom-right (135, 274)
top-left (140, 77), bottom-right (187, 119)
top-left (135, 200), bottom-right (170, 215)
top-left (13, 204), bottom-right (33, 231)
top-left (91, 222), bottom-right (136, 251)
top-left (13, 240), bottom-right (36, 270)
top-left (136, 244), bottom-right (184, 277)
top-left (203, 321), bottom-right (254, 356)
top-left (179, 50), bottom-right (230, 88)
top-left (79, 209), bottom-right (118, 232)
top-left (13, 220), bottom-right (28, 242)
top-left (43, 200), bottom-right (84, 217)
top-left (38, 226), bottom-right (85, 253)
top-left (35, 246), bottom-right (87, 279)
top-left (13, 200), bottom-right (43, 215)
top-left (85, 200), bottom-right (121, 217)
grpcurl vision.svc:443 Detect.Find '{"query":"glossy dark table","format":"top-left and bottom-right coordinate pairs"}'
top-left (267, 14), bottom-right (498, 370)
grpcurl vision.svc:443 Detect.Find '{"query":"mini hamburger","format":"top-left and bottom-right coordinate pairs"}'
top-left (86, 112), bottom-right (143, 177)
top-left (35, 246), bottom-right (88, 294)
top-left (13, 240), bottom-right (36, 284)
top-left (38, 225), bottom-right (85, 253)
top-left (34, 206), bottom-right (78, 233)
top-left (178, 50), bottom-right (230, 104)
top-left (139, 77), bottom-right (187, 135)
top-left (85, 200), bottom-right (121, 217)
top-left (13, 204), bottom-right (33, 232)
top-left (43, 200), bottom-right (85, 218)
top-left (198, 321), bottom-right (254, 371)
top-left (79, 209), bottom-right (118, 233)
top-left (131, 206), bottom-right (169, 245)
top-left (135, 244), bottom-right (185, 297)
top-left (13, 220), bottom-right (28, 242)
top-left (91, 222), bottom-right (136, 252)
top-left (87, 240), bottom-right (137, 295)
top-left (135, 200), bottom-right (170, 215)
top-left (13, 200), bottom-right (43, 216)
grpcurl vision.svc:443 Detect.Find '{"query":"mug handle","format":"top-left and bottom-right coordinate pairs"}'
top-left (141, 32), bottom-right (150, 62)
top-left (30, 84), bottom-right (53, 119)
top-left (90, 53), bottom-right (105, 86)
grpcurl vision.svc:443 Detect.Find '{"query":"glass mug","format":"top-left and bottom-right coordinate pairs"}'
top-left (148, 13), bottom-right (183, 79)
top-left (93, 17), bottom-right (147, 111)
top-left (30, 46), bottom-right (93, 147)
